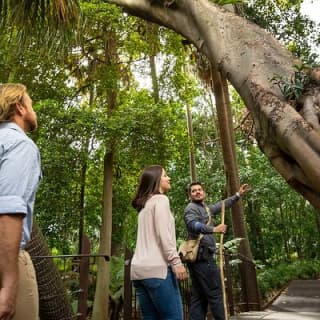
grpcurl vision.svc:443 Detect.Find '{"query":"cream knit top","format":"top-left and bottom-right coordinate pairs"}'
top-left (130, 194), bottom-right (183, 280)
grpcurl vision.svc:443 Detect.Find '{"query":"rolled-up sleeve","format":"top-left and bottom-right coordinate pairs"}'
top-left (0, 196), bottom-right (27, 215)
top-left (0, 139), bottom-right (40, 216)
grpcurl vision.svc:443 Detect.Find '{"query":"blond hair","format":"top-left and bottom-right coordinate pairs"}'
top-left (0, 83), bottom-right (27, 122)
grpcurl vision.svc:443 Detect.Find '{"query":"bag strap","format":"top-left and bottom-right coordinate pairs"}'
top-left (198, 205), bottom-right (212, 241)
top-left (205, 205), bottom-right (212, 225)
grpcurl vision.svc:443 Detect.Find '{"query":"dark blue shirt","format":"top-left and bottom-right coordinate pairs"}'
top-left (184, 194), bottom-right (239, 251)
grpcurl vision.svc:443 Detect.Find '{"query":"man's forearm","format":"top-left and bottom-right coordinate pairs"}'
top-left (0, 215), bottom-right (23, 289)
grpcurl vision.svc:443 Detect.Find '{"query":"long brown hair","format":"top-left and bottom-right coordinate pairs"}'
top-left (132, 165), bottom-right (163, 212)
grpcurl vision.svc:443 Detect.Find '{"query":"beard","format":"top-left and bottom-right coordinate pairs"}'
top-left (192, 198), bottom-right (203, 204)
top-left (25, 115), bottom-right (38, 132)
top-left (28, 120), bottom-right (38, 132)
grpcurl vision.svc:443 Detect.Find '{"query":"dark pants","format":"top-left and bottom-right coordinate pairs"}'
top-left (133, 267), bottom-right (183, 320)
top-left (187, 256), bottom-right (225, 320)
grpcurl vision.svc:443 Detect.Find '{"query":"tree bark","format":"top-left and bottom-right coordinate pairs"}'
top-left (25, 223), bottom-right (74, 320)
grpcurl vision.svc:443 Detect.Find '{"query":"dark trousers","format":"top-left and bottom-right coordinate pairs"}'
top-left (187, 256), bottom-right (225, 320)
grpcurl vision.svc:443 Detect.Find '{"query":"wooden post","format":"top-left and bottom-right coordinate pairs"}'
top-left (123, 247), bottom-right (133, 320)
top-left (224, 253), bottom-right (234, 316)
top-left (77, 235), bottom-right (90, 319)
top-left (219, 201), bottom-right (229, 319)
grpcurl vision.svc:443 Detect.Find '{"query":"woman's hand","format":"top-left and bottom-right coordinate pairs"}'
top-left (173, 265), bottom-right (188, 280)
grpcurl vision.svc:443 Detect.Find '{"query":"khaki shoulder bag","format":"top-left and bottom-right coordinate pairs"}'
top-left (178, 206), bottom-right (211, 263)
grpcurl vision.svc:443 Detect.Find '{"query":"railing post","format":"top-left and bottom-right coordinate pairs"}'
top-left (77, 235), bottom-right (90, 319)
top-left (224, 252), bottom-right (234, 316)
top-left (123, 247), bottom-right (133, 320)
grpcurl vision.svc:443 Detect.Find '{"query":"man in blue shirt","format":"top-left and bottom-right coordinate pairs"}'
top-left (0, 83), bottom-right (41, 320)
top-left (184, 182), bottom-right (249, 320)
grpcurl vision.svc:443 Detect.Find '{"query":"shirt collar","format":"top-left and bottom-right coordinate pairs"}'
top-left (0, 121), bottom-right (26, 136)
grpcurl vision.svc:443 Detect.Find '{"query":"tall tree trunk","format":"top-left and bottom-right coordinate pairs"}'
top-left (25, 223), bottom-right (74, 320)
top-left (79, 86), bottom-right (95, 254)
top-left (186, 101), bottom-right (197, 181)
top-left (210, 66), bottom-right (260, 310)
top-left (150, 53), bottom-right (159, 102)
top-left (78, 160), bottom-right (87, 254)
top-left (183, 48), bottom-right (197, 181)
top-left (147, 22), bottom-right (160, 103)
top-left (92, 152), bottom-right (114, 320)
top-left (92, 28), bottom-right (119, 320)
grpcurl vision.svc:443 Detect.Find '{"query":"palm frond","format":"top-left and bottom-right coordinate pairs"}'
top-left (0, 0), bottom-right (81, 54)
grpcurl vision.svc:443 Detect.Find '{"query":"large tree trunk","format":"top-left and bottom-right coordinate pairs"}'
top-left (25, 223), bottom-right (74, 320)
top-left (107, 0), bottom-right (320, 211)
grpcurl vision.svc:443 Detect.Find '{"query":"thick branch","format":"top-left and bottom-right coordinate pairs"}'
top-left (250, 82), bottom-right (320, 193)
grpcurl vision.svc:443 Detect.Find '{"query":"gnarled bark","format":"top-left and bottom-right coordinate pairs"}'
top-left (25, 223), bottom-right (74, 320)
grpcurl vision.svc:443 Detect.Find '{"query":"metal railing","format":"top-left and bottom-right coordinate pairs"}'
top-left (31, 247), bottom-right (259, 319)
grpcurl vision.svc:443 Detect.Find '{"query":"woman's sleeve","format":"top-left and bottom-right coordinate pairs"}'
top-left (154, 195), bottom-right (182, 266)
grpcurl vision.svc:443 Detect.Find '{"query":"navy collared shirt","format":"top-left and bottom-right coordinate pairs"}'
top-left (0, 122), bottom-right (41, 248)
top-left (184, 194), bottom-right (240, 251)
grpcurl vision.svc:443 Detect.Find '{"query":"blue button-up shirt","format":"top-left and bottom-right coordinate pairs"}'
top-left (0, 122), bottom-right (41, 248)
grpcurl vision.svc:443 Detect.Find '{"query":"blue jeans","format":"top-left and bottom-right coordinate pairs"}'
top-left (133, 267), bottom-right (183, 320)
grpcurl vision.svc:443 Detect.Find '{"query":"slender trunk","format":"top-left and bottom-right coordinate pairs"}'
top-left (150, 54), bottom-right (159, 103)
top-left (183, 51), bottom-right (197, 181)
top-left (211, 66), bottom-right (260, 311)
top-left (78, 161), bottom-right (87, 254)
top-left (92, 152), bottom-right (114, 320)
top-left (186, 102), bottom-right (197, 181)
top-left (79, 87), bottom-right (95, 253)
top-left (92, 29), bottom-right (119, 320)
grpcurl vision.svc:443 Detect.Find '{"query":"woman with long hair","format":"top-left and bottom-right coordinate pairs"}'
top-left (131, 165), bottom-right (187, 320)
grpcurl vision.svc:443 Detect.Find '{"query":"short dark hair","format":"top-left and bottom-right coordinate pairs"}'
top-left (187, 181), bottom-right (204, 196)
